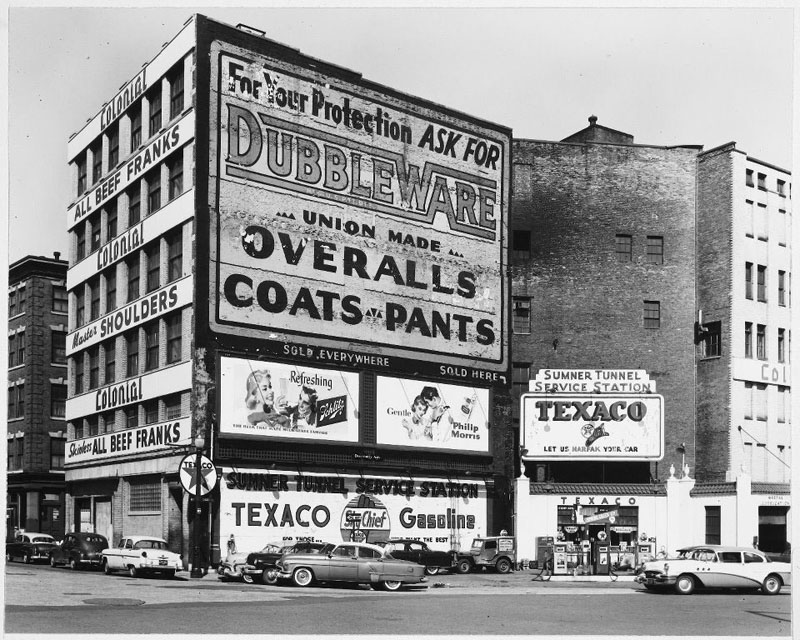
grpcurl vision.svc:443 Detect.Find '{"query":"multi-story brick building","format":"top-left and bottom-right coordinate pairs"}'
top-left (64, 14), bottom-right (512, 566)
top-left (7, 254), bottom-right (69, 539)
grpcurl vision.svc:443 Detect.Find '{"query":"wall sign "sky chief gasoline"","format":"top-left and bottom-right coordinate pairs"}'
top-left (521, 370), bottom-right (663, 461)
top-left (210, 47), bottom-right (509, 371)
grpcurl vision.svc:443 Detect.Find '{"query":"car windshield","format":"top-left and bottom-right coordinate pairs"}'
top-left (133, 540), bottom-right (167, 550)
top-left (32, 536), bottom-right (54, 543)
top-left (258, 544), bottom-right (282, 554)
top-left (319, 543), bottom-right (336, 554)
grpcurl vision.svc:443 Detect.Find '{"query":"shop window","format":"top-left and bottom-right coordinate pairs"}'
top-left (646, 236), bottom-right (663, 265)
top-left (129, 479), bottom-right (160, 513)
top-left (50, 437), bottom-right (65, 470)
top-left (53, 285), bottom-right (68, 313)
top-left (643, 300), bottom-right (660, 329)
top-left (512, 297), bottom-right (531, 334)
top-left (51, 384), bottom-right (66, 418)
top-left (51, 330), bottom-right (66, 364)
top-left (512, 229), bottom-right (531, 261)
top-left (705, 506), bottom-right (721, 544)
top-left (615, 234), bottom-right (632, 262)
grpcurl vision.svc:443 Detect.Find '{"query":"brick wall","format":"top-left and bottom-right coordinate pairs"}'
top-left (511, 140), bottom-right (698, 481)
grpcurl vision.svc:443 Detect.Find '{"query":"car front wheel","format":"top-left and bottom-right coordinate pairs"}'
top-left (242, 573), bottom-right (254, 584)
top-left (129, 566), bottom-right (139, 578)
top-left (456, 559), bottom-right (472, 574)
top-left (70, 558), bottom-right (79, 571)
top-left (762, 574), bottom-right (782, 595)
top-left (103, 560), bottom-right (113, 575)
top-left (424, 566), bottom-right (440, 576)
top-left (381, 580), bottom-right (402, 591)
top-left (674, 574), bottom-right (695, 595)
top-left (49, 555), bottom-right (57, 567)
top-left (262, 569), bottom-right (278, 585)
top-left (292, 567), bottom-right (314, 587)
top-left (495, 558), bottom-right (512, 574)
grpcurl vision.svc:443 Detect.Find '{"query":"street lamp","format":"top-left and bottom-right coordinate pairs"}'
top-left (190, 434), bottom-right (206, 578)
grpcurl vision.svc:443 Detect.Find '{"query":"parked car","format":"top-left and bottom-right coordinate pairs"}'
top-left (218, 542), bottom-right (282, 584)
top-left (635, 545), bottom-right (792, 595)
top-left (49, 532), bottom-right (108, 570)
top-left (376, 538), bottom-right (456, 576)
top-left (455, 536), bottom-right (516, 574)
top-left (274, 541), bottom-right (426, 591)
top-left (6, 532), bottom-right (58, 564)
top-left (102, 536), bottom-right (183, 578)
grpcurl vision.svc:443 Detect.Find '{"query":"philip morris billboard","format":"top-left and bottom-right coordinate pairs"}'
top-left (207, 40), bottom-right (510, 378)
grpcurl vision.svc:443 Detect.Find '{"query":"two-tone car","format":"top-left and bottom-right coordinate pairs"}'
top-left (6, 532), bottom-right (58, 564)
top-left (101, 535), bottom-right (183, 578)
top-left (49, 532), bottom-right (108, 570)
top-left (275, 541), bottom-right (426, 591)
top-left (376, 538), bottom-right (456, 576)
top-left (635, 545), bottom-right (792, 595)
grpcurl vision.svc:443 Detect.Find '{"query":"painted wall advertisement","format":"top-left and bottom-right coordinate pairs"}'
top-left (375, 376), bottom-right (490, 453)
top-left (219, 468), bottom-right (487, 554)
top-left (208, 42), bottom-right (510, 375)
top-left (219, 356), bottom-right (360, 442)
top-left (66, 417), bottom-right (192, 465)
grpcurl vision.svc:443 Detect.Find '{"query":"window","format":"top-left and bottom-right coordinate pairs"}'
top-left (699, 321), bottom-right (721, 358)
top-left (745, 200), bottom-right (754, 237)
top-left (75, 286), bottom-right (85, 327)
top-left (756, 324), bottom-right (766, 360)
top-left (512, 362), bottom-right (530, 396)
top-left (102, 412), bottom-right (115, 434)
top-left (705, 506), bottom-right (721, 545)
top-left (76, 224), bottom-right (86, 261)
top-left (129, 106), bottom-right (142, 151)
top-left (125, 405), bottom-right (138, 429)
top-left (88, 347), bottom-right (100, 390)
top-left (127, 253), bottom-right (140, 302)
top-left (51, 384), bottom-right (67, 418)
top-left (778, 271), bottom-right (786, 306)
top-left (148, 87), bottom-right (162, 137)
top-left (89, 277), bottom-right (100, 321)
top-left (753, 383), bottom-right (767, 420)
top-left (756, 203), bottom-right (768, 241)
top-left (51, 330), bottom-right (66, 364)
top-left (91, 140), bottom-right (102, 185)
top-left (8, 437), bottom-right (23, 469)
top-left (146, 169), bottom-right (161, 214)
top-left (168, 151), bottom-right (183, 201)
top-left (646, 236), bottom-right (663, 265)
top-left (169, 62), bottom-right (184, 119)
top-left (512, 297), bottom-right (531, 334)
top-left (53, 285), bottom-right (68, 312)
top-left (167, 230), bottom-right (183, 282)
top-left (16, 331), bottom-right (25, 366)
top-left (128, 185), bottom-right (141, 225)
top-left (108, 123), bottom-right (119, 168)
top-left (745, 169), bottom-right (754, 187)
top-left (744, 322), bottom-right (753, 358)
top-left (144, 321), bottom-right (159, 371)
top-left (146, 243), bottom-right (160, 292)
top-left (778, 328), bottom-right (785, 363)
top-left (512, 230), bottom-right (531, 261)
top-left (106, 200), bottom-right (118, 240)
top-left (104, 341), bottom-right (116, 384)
top-left (90, 218), bottom-right (101, 253)
top-left (86, 415), bottom-right (99, 437)
top-left (16, 286), bottom-right (26, 315)
top-left (8, 289), bottom-right (16, 316)
top-left (144, 400), bottom-right (159, 424)
top-left (164, 394), bottom-right (182, 419)
top-left (50, 438), bottom-right (65, 470)
top-left (9, 331), bottom-right (24, 367)
top-left (10, 384), bottom-right (25, 419)
top-left (745, 262), bottom-right (753, 299)
top-left (105, 269), bottom-right (117, 313)
top-left (777, 386), bottom-right (788, 423)
top-left (777, 209), bottom-right (787, 245)
top-left (615, 234), bottom-right (632, 262)
top-left (777, 179), bottom-right (786, 196)
top-left (129, 479), bottom-right (160, 512)
top-left (757, 172), bottom-right (766, 191)
top-left (166, 312), bottom-right (182, 363)
top-left (126, 330), bottom-right (139, 377)
top-left (74, 353), bottom-right (84, 394)
top-left (77, 154), bottom-right (87, 194)
top-left (643, 301), bottom-right (660, 329)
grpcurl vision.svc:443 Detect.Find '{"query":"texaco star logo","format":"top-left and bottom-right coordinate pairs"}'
top-left (179, 454), bottom-right (218, 496)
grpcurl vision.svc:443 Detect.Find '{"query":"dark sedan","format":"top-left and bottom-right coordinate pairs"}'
top-left (375, 539), bottom-right (456, 576)
top-left (243, 541), bottom-right (328, 584)
top-left (6, 532), bottom-right (58, 564)
top-left (49, 532), bottom-right (108, 570)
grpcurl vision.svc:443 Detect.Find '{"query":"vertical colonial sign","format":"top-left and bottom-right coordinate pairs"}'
top-left (207, 41), bottom-right (510, 381)
top-left (219, 468), bottom-right (487, 554)
top-left (375, 376), bottom-right (490, 453)
top-left (218, 356), bottom-right (360, 443)
top-left (521, 370), bottom-right (664, 461)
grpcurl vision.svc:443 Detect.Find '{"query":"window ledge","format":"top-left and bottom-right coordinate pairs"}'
top-left (698, 356), bottom-right (722, 362)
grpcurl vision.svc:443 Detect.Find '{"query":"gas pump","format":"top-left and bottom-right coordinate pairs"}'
top-left (593, 524), bottom-right (611, 575)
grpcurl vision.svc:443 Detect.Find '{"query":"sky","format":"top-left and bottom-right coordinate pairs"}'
top-left (5, 3), bottom-right (795, 265)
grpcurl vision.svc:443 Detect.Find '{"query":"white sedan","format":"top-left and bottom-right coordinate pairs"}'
top-left (102, 536), bottom-right (183, 578)
top-left (635, 545), bottom-right (791, 595)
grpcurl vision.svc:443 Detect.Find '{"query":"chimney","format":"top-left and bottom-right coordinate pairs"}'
top-left (54, 251), bottom-right (61, 261)
top-left (588, 115), bottom-right (598, 126)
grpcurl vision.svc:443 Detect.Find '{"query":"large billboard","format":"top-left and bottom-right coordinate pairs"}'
top-left (219, 356), bottom-right (360, 443)
top-left (207, 40), bottom-right (510, 381)
top-left (375, 376), bottom-right (490, 453)
top-left (219, 468), bottom-right (487, 554)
